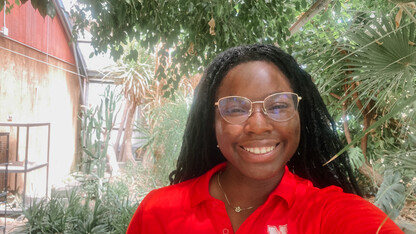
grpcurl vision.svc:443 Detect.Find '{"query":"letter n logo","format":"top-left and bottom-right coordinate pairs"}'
top-left (267, 224), bottom-right (287, 234)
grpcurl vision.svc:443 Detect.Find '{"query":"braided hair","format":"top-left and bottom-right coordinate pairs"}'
top-left (169, 44), bottom-right (361, 195)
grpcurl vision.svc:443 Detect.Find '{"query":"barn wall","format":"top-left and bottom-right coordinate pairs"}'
top-left (0, 1), bottom-right (75, 64)
top-left (0, 3), bottom-right (82, 198)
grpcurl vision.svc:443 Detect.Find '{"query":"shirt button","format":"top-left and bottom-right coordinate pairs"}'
top-left (222, 228), bottom-right (229, 234)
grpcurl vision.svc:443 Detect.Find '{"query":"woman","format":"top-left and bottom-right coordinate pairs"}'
top-left (127, 44), bottom-right (403, 233)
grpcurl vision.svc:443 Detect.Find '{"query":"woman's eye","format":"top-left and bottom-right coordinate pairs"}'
top-left (268, 103), bottom-right (288, 111)
top-left (226, 107), bottom-right (247, 115)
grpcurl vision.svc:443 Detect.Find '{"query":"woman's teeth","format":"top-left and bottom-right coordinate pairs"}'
top-left (243, 146), bottom-right (275, 154)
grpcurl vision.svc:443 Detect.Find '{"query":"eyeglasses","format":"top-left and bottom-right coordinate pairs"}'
top-left (215, 92), bottom-right (302, 124)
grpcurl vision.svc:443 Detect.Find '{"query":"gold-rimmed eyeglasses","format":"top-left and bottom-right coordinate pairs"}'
top-left (215, 92), bottom-right (302, 124)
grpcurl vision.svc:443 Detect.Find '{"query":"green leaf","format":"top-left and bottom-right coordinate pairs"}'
top-left (295, 2), bottom-right (300, 11)
top-left (321, 9), bottom-right (330, 21)
top-left (301, 0), bottom-right (307, 9)
top-left (46, 1), bottom-right (56, 18)
top-left (334, 1), bottom-right (342, 13)
top-left (126, 49), bottom-right (139, 61)
top-left (347, 147), bottom-right (364, 171)
top-left (278, 5), bottom-right (283, 14)
top-left (374, 170), bottom-right (406, 219)
top-left (31, 0), bottom-right (47, 17)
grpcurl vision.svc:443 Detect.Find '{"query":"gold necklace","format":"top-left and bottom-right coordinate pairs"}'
top-left (217, 171), bottom-right (254, 213)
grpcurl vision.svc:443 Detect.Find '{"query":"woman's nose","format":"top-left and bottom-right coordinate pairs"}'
top-left (244, 105), bottom-right (273, 134)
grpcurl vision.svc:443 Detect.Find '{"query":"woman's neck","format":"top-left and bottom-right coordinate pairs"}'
top-left (220, 167), bottom-right (282, 208)
top-left (209, 166), bottom-right (284, 231)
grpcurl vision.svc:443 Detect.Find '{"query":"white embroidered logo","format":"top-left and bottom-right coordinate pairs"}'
top-left (267, 224), bottom-right (288, 234)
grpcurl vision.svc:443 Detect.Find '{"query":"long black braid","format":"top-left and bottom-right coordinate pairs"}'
top-left (169, 44), bottom-right (362, 196)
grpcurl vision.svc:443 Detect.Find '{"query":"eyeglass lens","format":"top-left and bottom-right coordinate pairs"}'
top-left (217, 93), bottom-right (299, 124)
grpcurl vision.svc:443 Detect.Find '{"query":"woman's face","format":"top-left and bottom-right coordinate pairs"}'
top-left (215, 61), bottom-right (300, 181)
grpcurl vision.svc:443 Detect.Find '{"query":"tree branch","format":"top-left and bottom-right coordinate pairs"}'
top-left (289, 0), bottom-right (332, 36)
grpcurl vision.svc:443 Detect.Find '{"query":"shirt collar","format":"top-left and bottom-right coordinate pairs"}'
top-left (268, 166), bottom-right (312, 208)
top-left (190, 162), bottom-right (227, 207)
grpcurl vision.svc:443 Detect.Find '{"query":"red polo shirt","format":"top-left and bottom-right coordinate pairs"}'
top-left (127, 163), bottom-right (403, 234)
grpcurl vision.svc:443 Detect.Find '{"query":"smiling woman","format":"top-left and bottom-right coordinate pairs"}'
top-left (127, 44), bottom-right (403, 234)
top-left (214, 61), bottom-right (301, 187)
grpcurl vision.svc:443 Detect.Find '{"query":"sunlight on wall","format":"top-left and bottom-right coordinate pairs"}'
top-left (45, 65), bottom-right (80, 187)
top-left (0, 47), bottom-right (81, 201)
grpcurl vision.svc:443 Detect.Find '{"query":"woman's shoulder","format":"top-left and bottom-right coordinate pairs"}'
top-left (293, 182), bottom-right (372, 213)
top-left (140, 178), bottom-right (198, 210)
top-left (286, 170), bottom-right (356, 201)
top-left (290, 185), bottom-right (403, 233)
top-left (127, 177), bottom-right (211, 233)
top-left (140, 163), bottom-right (225, 212)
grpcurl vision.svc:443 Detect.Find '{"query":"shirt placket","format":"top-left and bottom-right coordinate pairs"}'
top-left (205, 199), bottom-right (235, 234)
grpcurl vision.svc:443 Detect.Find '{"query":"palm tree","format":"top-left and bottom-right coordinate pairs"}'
top-left (324, 10), bottom-right (415, 160)
top-left (102, 43), bottom-right (155, 162)
top-left (307, 7), bottom-right (416, 217)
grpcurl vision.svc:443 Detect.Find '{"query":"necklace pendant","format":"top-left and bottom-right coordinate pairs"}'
top-left (235, 206), bottom-right (242, 213)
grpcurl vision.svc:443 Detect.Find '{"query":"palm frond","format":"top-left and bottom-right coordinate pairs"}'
top-left (340, 15), bottom-right (416, 111)
top-left (324, 94), bottom-right (416, 165)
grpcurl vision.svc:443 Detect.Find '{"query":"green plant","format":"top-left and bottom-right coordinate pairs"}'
top-left (13, 180), bottom-right (139, 233)
top-left (348, 146), bottom-right (365, 171)
top-left (71, 0), bottom-right (308, 97)
top-left (319, 12), bottom-right (416, 162)
top-left (102, 181), bottom-right (138, 233)
top-left (119, 161), bottom-right (159, 202)
top-left (374, 170), bottom-right (406, 219)
top-left (0, 0), bottom-right (56, 17)
top-left (385, 150), bottom-right (416, 190)
top-left (79, 85), bottom-right (121, 198)
top-left (103, 42), bottom-right (155, 163)
top-left (12, 190), bottom-right (79, 233)
top-left (308, 11), bottom-right (416, 200)
top-left (13, 195), bottom-right (64, 233)
top-left (136, 92), bottom-right (191, 186)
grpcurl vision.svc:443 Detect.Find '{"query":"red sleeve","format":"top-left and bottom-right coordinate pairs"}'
top-left (126, 203), bottom-right (143, 234)
top-left (126, 191), bottom-right (166, 234)
top-left (320, 191), bottom-right (404, 234)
